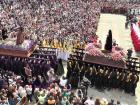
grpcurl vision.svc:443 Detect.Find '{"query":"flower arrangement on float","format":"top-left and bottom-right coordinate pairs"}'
top-left (85, 43), bottom-right (127, 61)
top-left (111, 46), bottom-right (127, 61)
top-left (0, 39), bottom-right (35, 51)
top-left (88, 48), bottom-right (104, 56)
top-left (85, 43), bottom-right (104, 56)
top-left (93, 42), bottom-right (102, 49)
top-left (111, 52), bottom-right (123, 61)
top-left (85, 43), bottom-right (94, 51)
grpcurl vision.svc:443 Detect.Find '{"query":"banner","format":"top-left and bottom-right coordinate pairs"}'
top-left (131, 23), bottom-right (140, 51)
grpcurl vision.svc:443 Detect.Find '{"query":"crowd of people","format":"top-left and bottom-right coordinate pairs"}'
top-left (0, 45), bottom-right (129, 105)
top-left (0, 47), bottom-right (125, 105)
top-left (0, 0), bottom-right (139, 51)
top-left (0, 0), bottom-right (139, 41)
top-left (0, 68), bottom-right (23, 105)
top-left (0, 0), bottom-right (140, 105)
top-left (41, 38), bottom-right (87, 52)
top-left (0, 49), bottom-right (63, 85)
top-left (0, 48), bottom-right (125, 105)
top-left (98, 1), bottom-right (140, 15)
top-left (67, 60), bottom-right (139, 96)
top-left (0, 0), bottom-right (100, 41)
top-left (0, 67), bottom-right (122, 105)
top-left (97, 0), bottom-right (140, 3)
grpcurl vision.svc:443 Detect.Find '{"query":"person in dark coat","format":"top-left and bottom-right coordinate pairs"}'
top-left (90, 68), bottom-right (95, 87)
top-left (127, 48), bottom-right (133, 59)
top-left (102, 68), bottom-right (107, 89)
top-left (2, 27), bottom-right (8, 40)
top-left (50, 56), bottom-right (58, 72)
top-left (95, 68), bottom-right (100, 89)
top-left (130, 73), bottom-right (139, 95)
top-left (42, 61), bottom-right (50, 77)
top-left (84, 64), bottom-right (90, 80)
top-left (119, 70), bottom-right (125, 90)
top-left (116, 71), bottom-right (121, 89)
top-left (69, 61), bottom-right (79, 89)
top-left (56, 59), bottom-right (64, 76)
top-left (110, 69), bottom-right (117, 89)
top-left (67, 61), bottom-right (72, 79)
top-left (124, 72), bottom-right (131, 93)
top-left (108, 99), bottom-right (115, 105)
top-left (33, 60), bottom-right (39, 75)
top-left (79, 63), bottom-right (86, 82)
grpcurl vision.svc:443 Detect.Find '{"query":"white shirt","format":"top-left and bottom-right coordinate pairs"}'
top-left (26, 87), bottom-right (32, 95)
top-left (84, 99), bottom-right (94, 105)
top-left (59, 78), bottom-right (67, 87)
top-left (18, 86), bottom-right (27, 97)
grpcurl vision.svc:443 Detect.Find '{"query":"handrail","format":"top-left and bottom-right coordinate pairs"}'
top-left (32, 53), bottom-right (56, 56)
top-left (68, 58), bottom-right (140, 73)
top-left (39, 46), bottom-right (57, 49)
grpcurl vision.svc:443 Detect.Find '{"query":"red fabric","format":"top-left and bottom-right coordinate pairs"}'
top-left (131, 24), bottom-right (140, 51)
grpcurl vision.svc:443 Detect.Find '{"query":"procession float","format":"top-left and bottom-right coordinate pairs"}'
top-left (83, 30), bottom-right (127, 69)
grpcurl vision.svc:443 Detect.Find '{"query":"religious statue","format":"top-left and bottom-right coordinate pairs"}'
top-left (16, 27), bottom-right (25, 45)
top-left (104, 30), bottom-right (112, 52)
